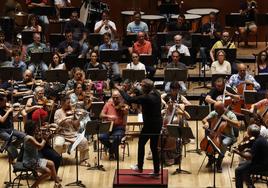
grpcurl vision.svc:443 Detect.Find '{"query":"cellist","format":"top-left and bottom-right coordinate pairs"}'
top-left (202, 101), bottom-right (240, 172)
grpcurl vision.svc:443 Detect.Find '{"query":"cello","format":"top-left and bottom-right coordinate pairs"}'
top-left (200, 106), bottom-right (230, 155)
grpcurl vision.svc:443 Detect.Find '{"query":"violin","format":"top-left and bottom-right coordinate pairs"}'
top-left (237, 136), bottom-right (255, 152)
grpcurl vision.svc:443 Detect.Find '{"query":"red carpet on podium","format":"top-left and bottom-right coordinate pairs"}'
top-left (113, 169), bottom-right (168, 188)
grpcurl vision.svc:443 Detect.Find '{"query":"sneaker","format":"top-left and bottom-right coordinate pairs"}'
top-left (149, 172), bottom-right (160, 179)
top-left (201, 64), bottom-right (210, 71)
top-left (130, 164), bottom-right (143, 173)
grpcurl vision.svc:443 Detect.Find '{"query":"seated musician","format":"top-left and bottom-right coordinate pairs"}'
top-left (164, 14), bottom-right (191, 32)
top-left (65, 67), bottom-right (85, 94)
top-left (126, 11), bottom-right (149, 37)
top-left (239, 0), bottom-right (258, 47)
top-left (165, 51), bottom-right (187, 93)
top-left (100, 90), bottom-right (128, 160)
top-left (159, 95), bottom-right (191, 166)
top-left (228, 63), bottom-right (260, 91)
top-left (0, 31), bottom-right (13, 67)
top-left (126, 52), bottom-right (146, 71)
top-left (24, 14), bottom-right (42, 33)
top-left (23, 121), bottom-right (62, 188)
top-left (200, 12), bottom-right (222, 71)
top-left (31, 109), bottom-right (62, 173)
top-left (0, 94), bottom-right (25, 144)
top-left (70, 82), bottom-right (92, 110)
top-left (48, 52), bottom-right (66, 70)
top-left (209, 31), bottom-right (236, 63)
top-left (211, 50), bottom-right (231, 75)
top-left (25, 86), bottom-right (47, 120)
top-left (7, 49), bottom-right (27, 73)
top-left (202, 101), bottom-right (240, 173)
top-left (13, 69), bottom-right (34, 98)
top-left (256, 50), bottom-right (268, 74)
top-left (162, 81), bottom-right (191, 107)
top-left (99, 32), bottom-right (120, 81)
top-left (205, 77), bottom-right (240, 108)
top-left (167, 34), bottom-right (190, 58)
top-left (54, 96), bottom-right (90, 166)
top-left (94, 10), bottom-right (117, 40)
top-left (234, 124), bottom-right (268, 188)
top-left (26, 33), bottom-right (48, 74)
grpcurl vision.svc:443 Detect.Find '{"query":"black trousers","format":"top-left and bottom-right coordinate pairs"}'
top-left (138, 132), bottom-right (160, 173)
top-left (39, 144), bottom-right (62, 172)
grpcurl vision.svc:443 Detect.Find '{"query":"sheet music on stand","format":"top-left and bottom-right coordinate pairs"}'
top-left (90, 101), bottom-right (105, 120)
top-left (69, 130), bottom-right (85, 154)
top-left (88, 33), bottom-right (103, 47)
top-left (0, 67), bottom-right (22, 81)
top-left (44, 70), bottom-right (69, 84)
top-left (99, 50), bottom-right (122, 62)
top-left (123, 34), bottom-right (137, 47)
top-left (167, 124), bottom-right (195, 140)
top-left (86, 68), bottom-right (107, 81)
top-left (191, 33), bottom-right (212, 48)
top-left (29, 6), bottom-right (56, 16)
top-left (164, 68), bottom-right (188, 82)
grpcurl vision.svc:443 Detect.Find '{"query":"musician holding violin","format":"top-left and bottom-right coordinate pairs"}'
top-left (201, 101), bottom-right (240, 173)
top-left (100, 90), bottom-right (128, 161)
top-left (234, 124), bottom-right (268, 188)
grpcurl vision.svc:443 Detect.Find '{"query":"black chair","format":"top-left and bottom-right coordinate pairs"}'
top-left (6, 144), bottom-right (36, 187)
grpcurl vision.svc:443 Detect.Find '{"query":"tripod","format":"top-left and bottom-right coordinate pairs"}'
top-left (86, 121), bottom-right (111, 171)
top-left (66, 131), bottom-right (86, 187)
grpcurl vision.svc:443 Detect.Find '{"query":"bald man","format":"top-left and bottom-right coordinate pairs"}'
top-left (167, 34), bottom-right (190, 58)
top-left (228, 63), bottom-right (260, 90)
top-left (202, 101), bottom-right (240, 172)
top-left (100, 90), bottom-right (128, 160)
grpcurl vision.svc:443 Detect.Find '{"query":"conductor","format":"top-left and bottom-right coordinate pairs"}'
top-left (116, 79), bottom-right (162, 177)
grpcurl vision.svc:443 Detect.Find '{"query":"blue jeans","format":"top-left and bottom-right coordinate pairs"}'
top-left (99, 127), bottom-right (125, 157)
top-left (200, 47), bottom-right (208, 66)
top-left (28, 61), bottom-right (48, 78)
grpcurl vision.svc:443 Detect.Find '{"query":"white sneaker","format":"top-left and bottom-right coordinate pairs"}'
top-left (201, 64), bottom-right (210, 71)
top-left (130, 164), bottom-right (142, 173)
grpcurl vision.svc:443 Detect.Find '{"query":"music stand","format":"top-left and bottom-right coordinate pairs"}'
top-left (164, 68), bottom-right (188, 82)
top-left (90, 101), bottom-right (105, 120)
top-left (60, 7), bottom-right (80, 19)
top-left (123, 34), bottom-right (137, 47)
top-left (255, 74), bottom-right (268, 90)
top-left (99, 50), bottom-right (122, 63)
top-left (0, 67), bottom-right (22, 81)
top-left (206, 136), bottom-right (224, 188)
top-left (244, 91), bottom-right (265, 104)
top-left (21, 31), bottom-right (41, 45)
top-left (29, 6), bottom-right (56, 16)
top-left (64, 56), bottom-right (87, 70)
top-left (88, 33), bottom-right (103, 47)
top-left (122, 69), bottom-right (145, 82)
top-left (185, 105), bottom-right (210, 155)
top-left (214, 48), bottom-right (237, 63)
top-left (30, 52), bottom-right (43, 64)
top-left (139, 55), bottom-right (154, 66)
top-left (0, 49), bottom-right (7, 62)
top-left (225, 14), bottom-right (246, 27)
top-left (167, 124), bottom-right (194, 175)
top-left (86, 121), bottom-right (112, 171)
top-left (49, 33), bottom-right (65, 49)
top-left (66, 130), bottom-right (86, 187)
top-left (86, 69), bottom-right (107, 81)
top-left (44, 70), bottom-right (69, 84)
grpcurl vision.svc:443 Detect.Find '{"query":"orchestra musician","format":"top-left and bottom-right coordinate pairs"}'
top-left (239, 0), bottom-right (258, 47)
top-left (167, 34), bottom-right (190, 58)
top-left (164, 14), bottom-right (191, 32)
top-left (209, 31), bottom-right (236, 62)
top-left (23, 120), bottom-right (62, 188)
top-left (0, 94), bottom-right (25, 144)
top-left (202, 101), bottom-right (240, 173)
top-left (228, 63), bottom-right (260, 91)
top-left (53, 96), bottom-right (90, 167)
top-left (116, 79), bottom-right (162, 178)
top-left (126, 52), bottom-right (146, 72)
top-left (210, 50), bottom-right (231, 75)
top-left (24, 14), bottom-right (42, 32)
top-left (205, 77), bottom-right (240, 109)
top-left (234, 124), bottom-right (268, 188)
top-left (0, 31), bottom-right (13, 67)
top-left (13, 69), bottom-right (34, 98)
top-left (99, 90), bottom-right (128, 160)
top-left (48, 52), bottom-right (66, 70)
top-left (126, 11), bottom-right (149, 37)
top-left (65, 67), bottom-right (85, 94)
top-left (256, 50), bottom-right (268, 74)
top-left (31, 109), bottom-right (62, 173)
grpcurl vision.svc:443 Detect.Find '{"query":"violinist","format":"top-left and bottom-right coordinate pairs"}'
top-left (228, 63), bottom-right (260, 91)
top-left (202, 101), bottom-right (240, 173)
top-left (31, 109), bottom-right (62, 173)
top-left (234, 124), bottom-right (268, 188)
top-left (53, 96), bottom-right (90, 167)
top-left (25, 86), bottom-right (46, 120)
top-left (70, 82), bottom-right (87, 109)
top-left (0, 94), bottom-right (25, 143)
top-left (100, 90), bottom-right (128, 161)
top-left (205, 77), bottom-right (240, 109)
top-left (13, 69), bottom-right (34, 98)
top-left (65, 67), bottom-right (85, 94)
